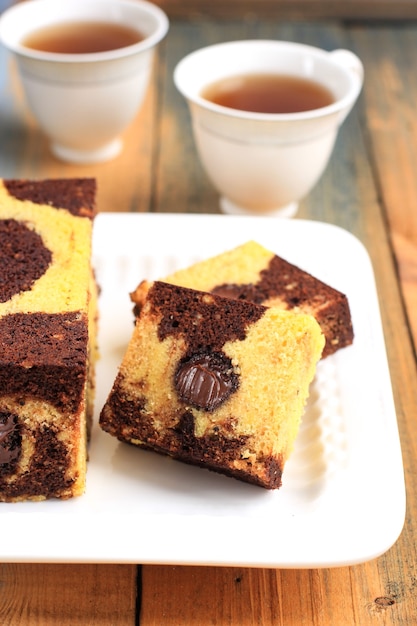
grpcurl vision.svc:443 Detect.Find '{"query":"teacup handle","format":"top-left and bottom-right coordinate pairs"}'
top-left (328, 49), bottom-right (364, 84)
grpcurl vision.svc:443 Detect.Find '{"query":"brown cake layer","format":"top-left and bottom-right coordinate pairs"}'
top-left (151, 280), bottom-right (266, 352)
top-left (0, 218), bottom-right (52, 302)
top-left (0, 312), bottom-right (88, 412)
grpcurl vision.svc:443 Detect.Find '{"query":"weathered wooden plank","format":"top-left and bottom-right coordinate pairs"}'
top-left (156, 0), bottom-right (417, 20)
top-left (0, 564), bottom-right (138, 625)
top-left (141, 562), bottom-right (416, 624)
top-left (350, 24), bottom-right (417, 351)
top-left (4, 0), bottom-right (417, 20)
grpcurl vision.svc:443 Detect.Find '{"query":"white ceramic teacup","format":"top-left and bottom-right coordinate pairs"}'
top-left (174, 40), bottom-right (363, 217)
top-left (0, 0), bottom-right (168, 163)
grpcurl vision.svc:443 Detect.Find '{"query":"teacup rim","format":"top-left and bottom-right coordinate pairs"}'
top-left (174, 39), bottom-right (364, 122)
top-left (0, 0), bottom-right (169, 63)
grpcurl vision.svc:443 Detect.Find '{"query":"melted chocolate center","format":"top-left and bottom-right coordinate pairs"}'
top-left (175, 352), bottom-right (239, 411)
top-left (0, 412), bottom-right (21, 465)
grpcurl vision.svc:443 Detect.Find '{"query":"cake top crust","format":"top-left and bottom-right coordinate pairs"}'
top-left (3, 178), bottom-right (96, 219)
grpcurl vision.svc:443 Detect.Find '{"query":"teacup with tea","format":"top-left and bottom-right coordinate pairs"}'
top-left (0, 0), bottom-right (169, 163)
top-left (174, 40), bottom-right (363, 217)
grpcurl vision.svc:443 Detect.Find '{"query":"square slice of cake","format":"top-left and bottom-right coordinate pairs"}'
top-left (0, 178), bottom-right (97, 501)
top-left (131, 240), bottom-right (353, 358)
top-left (100, 280), bottom-right (324, 489)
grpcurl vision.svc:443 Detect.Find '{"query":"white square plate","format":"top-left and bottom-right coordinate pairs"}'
top-left (1, 214), bottom-right (405, 567)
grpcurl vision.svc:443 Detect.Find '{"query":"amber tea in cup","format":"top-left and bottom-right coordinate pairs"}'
top-left (174, 40), bottom-right (363, 217)
top-left (22, 20), bottom-right (145, 54)
top-left (200, 73), bottom-right (335, 114)
top-left (0, 0), bottom-right (169, 163)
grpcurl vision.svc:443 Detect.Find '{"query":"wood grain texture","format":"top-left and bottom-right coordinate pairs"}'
top-left (141, 564), bottom-right (415, 624)
top-left (351, 24), bottom-right (417, 353)
top-left (0, 13), bottom-right (417, 626)
top-left (155, 0), bottom-right (417, 20)
top-left (4, 0), bottom-right (417, 20)
top-left (0, 564), bottom-right (138, 625)
top-left (4, 0), bottom-right (417, 19)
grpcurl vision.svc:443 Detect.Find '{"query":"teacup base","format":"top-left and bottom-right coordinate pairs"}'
top-left (219, 196), bottom-right (298, 218)
top-left (51, 138), bottom-right (123, 164)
